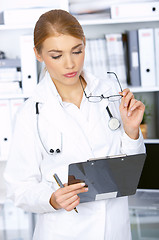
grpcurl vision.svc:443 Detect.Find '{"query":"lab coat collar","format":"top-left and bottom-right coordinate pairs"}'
top-left (35, 69), bottom-right (111, 102)
top-left (32, 69), bottom-right (111, 120)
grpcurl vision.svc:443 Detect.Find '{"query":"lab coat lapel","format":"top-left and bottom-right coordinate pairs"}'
top-left (35, 81), bottom-right (93, 155)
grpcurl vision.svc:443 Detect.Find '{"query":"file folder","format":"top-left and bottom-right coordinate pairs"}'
top-left (105, 33), bottom-right (127, 88)
top-left (138, 28), bottom-right (156, 87)
top-left (127, 30), bottom-right (141, 86)
top-left (68, 153), bottom-right (146, 203)
top-left (20, 35), bottom-right (38, 95)
top-left (0, 100), bottom-right (12, 160)
top-left (111, 2), bottom-right (159, 19)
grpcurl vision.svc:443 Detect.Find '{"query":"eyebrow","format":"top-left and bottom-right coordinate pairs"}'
top-left (48, 43), bottom-right (83, 53)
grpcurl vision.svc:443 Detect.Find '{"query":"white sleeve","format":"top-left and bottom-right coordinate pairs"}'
top-left (4, 101), bottom-right (56, 214)
top-left (121, 128), bottom-right (146, 155)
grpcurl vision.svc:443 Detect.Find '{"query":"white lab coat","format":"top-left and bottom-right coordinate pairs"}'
top-left (4, 70), bottom-right (145, 240)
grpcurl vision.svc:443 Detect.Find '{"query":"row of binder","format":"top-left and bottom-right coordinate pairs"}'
top-left (0, 200), bottom-right (30, 234)
top-left (84, 35), bottom-right (127, 88)
top-left (127, 28), bottom-right (159, 87)
top-left (1, 27), bottom-right (158, 98)
top-left (110, 1), bottom-right (159, 19)
top-left (0, 59), bottom-right (22, 94)
top-left (0, 35), bottom-right (38, 96)
top-left (0, 98), bottom-right (24, 160)
top-left (84, 27), bottom-right (159, 88)
top-left (19, 28), bottom-right (159, 93)
top-left (69, 1), bottom-right (159, 20)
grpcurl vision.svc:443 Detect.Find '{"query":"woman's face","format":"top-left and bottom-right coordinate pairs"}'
top-left (35, 34), bottom-right (85, 88)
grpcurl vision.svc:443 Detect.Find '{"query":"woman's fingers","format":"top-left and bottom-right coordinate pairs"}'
top-left (64, 196), bottom-right (81, 212)
top-left (119, 88), bottom-right (145, 139)
top-left (127, 100), bottom-right (145, 117)
top-left (61, 182), bottom-right (86, 194)
top-left (120, 90), bottom-right (134, 109)
top-left (59, 194), bottom-right (80, 211)
top-left (51, 182), bottom-right (88, 211)
top-left (56, 184), bottom-right (88, 202)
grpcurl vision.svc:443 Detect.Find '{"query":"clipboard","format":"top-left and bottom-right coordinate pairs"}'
top-left (68, 153), bottom-right (146, 203)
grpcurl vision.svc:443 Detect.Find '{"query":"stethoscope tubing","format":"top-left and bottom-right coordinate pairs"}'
top-left (35, 102), bottom-right (120, 155)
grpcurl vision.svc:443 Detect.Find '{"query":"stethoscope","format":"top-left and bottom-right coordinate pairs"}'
top-left (35, 101), bottom-right (120, 154)
top-left (35, 102), bottom-right (61, 155)
top-left (106, 106), bottom-right (120, 131)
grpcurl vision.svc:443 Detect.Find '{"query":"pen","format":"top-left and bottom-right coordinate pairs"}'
top-left (53, 173), bottom-right (78, 213)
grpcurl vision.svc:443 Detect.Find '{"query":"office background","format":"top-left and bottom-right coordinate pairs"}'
top-left (0, 0), bottom-right (159, 239)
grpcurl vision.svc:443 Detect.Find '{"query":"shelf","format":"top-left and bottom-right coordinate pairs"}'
top-left (79, 16), bottom-right (159, 26)
top-left (144, 139), bottom-right (159, 144)
top-left (129, 86), bottom-right (159, 93)
top-left (0, 16), bottom-right (159, 30)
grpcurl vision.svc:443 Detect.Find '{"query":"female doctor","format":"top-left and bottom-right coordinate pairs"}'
top-left (4, 9), bottom-right (145, 240)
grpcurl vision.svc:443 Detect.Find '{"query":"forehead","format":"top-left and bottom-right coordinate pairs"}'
top-left (42, 34), bottom-right (83, 51)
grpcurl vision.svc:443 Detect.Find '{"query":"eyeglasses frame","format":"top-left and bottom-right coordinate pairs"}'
top-left (80, 71), bottom-right (123, 103)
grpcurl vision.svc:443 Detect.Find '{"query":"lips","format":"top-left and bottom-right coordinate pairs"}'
top-left (64, 72), bottom-right (77, 78)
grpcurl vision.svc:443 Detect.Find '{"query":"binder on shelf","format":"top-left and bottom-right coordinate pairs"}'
top-left (127, 30), bottom-right (141, 86)
top-left (154, 28), bottom-right (159, 86)
top-left (97, 38), bottom-right (108, 78)
top-left (0, 67), bottom-right (21, 82)
top-left (0, 100), bottom-right (12, 160)
top-left (105, 33), bottom-right (127, 88)
top-left (0, 82), bottom-right (22, 94)
top-left (84, 38), bottom-right (108, 79)
top-left (111, 2), bottom-right (159, 19)
top-left (69, 0), bottom-right (110, 15)
top-left (20, 35), bottom-right (38, 96)
top-left (0, 58), bottom-right (21, 68)
top-left (0, 8), bottom-right (56, 25)
top-left (0, 98), bottom-right (24, 161)
top-left (84, 39), bottom-right (92, 73)
top-left (89, 39), bottom-right (98, 76)
top-left (10, 98), bottom-right (24, 123)
top-left (138, 28), bottom-right (156, 87)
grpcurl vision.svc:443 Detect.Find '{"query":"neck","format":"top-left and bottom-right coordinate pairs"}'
top-left (52, 76), bottom-right (87, 108)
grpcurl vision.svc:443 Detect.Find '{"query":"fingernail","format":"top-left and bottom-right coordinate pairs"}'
top-left (81, 183), bottom-right (85, 187)
top-left (128, 112), bottom-right (131, 117)
top-left (124, 103), bottom-right (127, 107)
top-left (85, 188), bottom-right (89, 191)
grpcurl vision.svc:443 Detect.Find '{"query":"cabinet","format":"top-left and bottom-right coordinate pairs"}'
top-left (1, 13), bottom-right (159, 146)
top-left (0, 3), bottom-right (159, 150)
top-left (0, 2), bottom-right (159, 239)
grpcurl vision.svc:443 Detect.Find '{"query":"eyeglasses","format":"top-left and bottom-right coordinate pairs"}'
top-left (80, 71), bottom-right (123, 103)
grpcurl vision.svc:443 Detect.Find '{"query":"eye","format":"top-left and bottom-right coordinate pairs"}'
top-left (73, 50), bottom-right (82, 55)
top-left (51, 55), bottom-right (62, 59)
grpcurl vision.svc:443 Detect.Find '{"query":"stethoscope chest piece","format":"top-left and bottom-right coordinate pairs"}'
top-left (108, 117), bottom-right (120, 131)
top-left (106, 106), bottom-right (120, 131)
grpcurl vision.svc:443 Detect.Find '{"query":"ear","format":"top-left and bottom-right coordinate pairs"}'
top-left (34, 47), bottom-right (43, 62)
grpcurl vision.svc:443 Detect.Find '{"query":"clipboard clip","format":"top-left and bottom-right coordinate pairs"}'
top-left (88, 154), bottom-right (127, 162)
top-left (106, 154), bottom-right (127, 159)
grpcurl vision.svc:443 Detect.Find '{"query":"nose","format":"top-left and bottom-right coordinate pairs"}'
top-left (64, 55), bottom-right (75, 69)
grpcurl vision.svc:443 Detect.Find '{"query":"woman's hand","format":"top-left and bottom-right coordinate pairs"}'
top-left (50, 183), bottom-right (88, 211)
top-left (119, 88), bottom-right (145, 140)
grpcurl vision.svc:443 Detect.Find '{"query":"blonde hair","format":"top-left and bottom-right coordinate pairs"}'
top-left (34, 9), bottom-right (85, 53)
